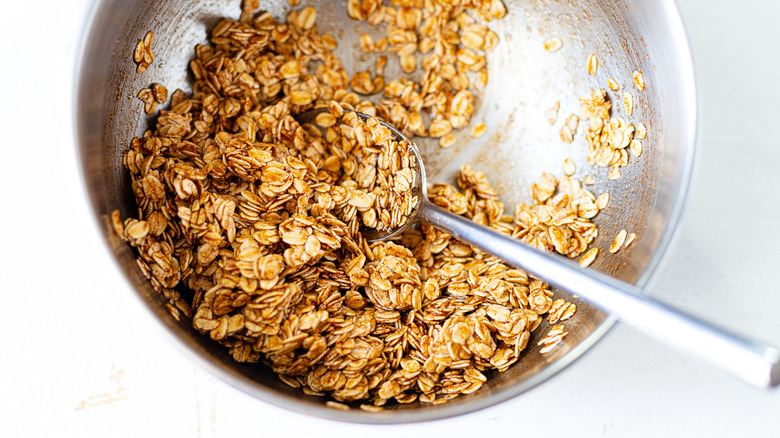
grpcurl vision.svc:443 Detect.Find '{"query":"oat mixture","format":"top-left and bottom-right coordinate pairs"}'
top-left (111, 0), bottom-right (634, 408)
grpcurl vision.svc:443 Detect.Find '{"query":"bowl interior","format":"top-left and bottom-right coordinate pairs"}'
top-left (77, 0), bottom-right (695, 422)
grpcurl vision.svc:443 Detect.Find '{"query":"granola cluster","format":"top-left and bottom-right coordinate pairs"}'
top-left (347, 0), bottom-right (504, 148)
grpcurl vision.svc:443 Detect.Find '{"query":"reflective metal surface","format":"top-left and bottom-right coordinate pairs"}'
top-left (75, 0), bottom-right (698, 422)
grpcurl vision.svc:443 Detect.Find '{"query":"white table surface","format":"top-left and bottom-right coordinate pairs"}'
top-left (2, 1), bottom-right (779, 436)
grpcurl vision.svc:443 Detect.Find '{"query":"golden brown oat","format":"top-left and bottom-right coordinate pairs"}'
top-left (566, 114), bottom-right (579, 133)
top-left (607, 78), bottom-right (620, 91)
top-left (538, 324), bottom-right (568, 353)
top-left (136, 88), bottom-right (156, 115)
top-left (579, 247), bottom-right (599, 267)
top-left (351, 71), bottom-right (378, 95)
top-left (279, 375), bottom-right (301, 388)
top-left (630, 140), bottom-right (643, 157)
top-left (583, 175), bottom-right (595, 185)
top-left (560, 303), bottom-right (577, 321)
top-left (133, 40), bottom-right (145, 64)
top-left (563, 158), bottom-right (575, 176)
top-left (315, 112), bottom-right (337, 128)
top-left (595, 192), bottom-right (609, 210)
top-left (624, 232), bottom-right (637, 249)
top-left (134, 31), bottom-right (154, 73)
top-left (399, 54), bottom-right (416, 73)
top-left (610, 229), bottom-right (628, 253)
top-left (636, 122), bottom-right (647, 139)
top-left (326, 401), bottom-right (350, 410)
top-left (623, 92), bottom-right (634, 116)
top-left (484, 30), bottom-right (499, 52)
top-left (151, 83), bottom-right (167, 103)
top-left (360, 33), bottom-right (375, 52)
top-left (587, 54), bottom-right (598, 75)
top-left (346, 0), bottom-right (504, 138)
top-left (560, 114), bottom-right (579, 143)
top-left (471, 123), bottom-right (487, 138)
top-left (297, 6), bottom-right (317, 30)
top-left (544, 37), bottom-right (563, 52)
top-left (547, 299), bottom-right (577, 324)
top-left (375, 37), bottom-right (388, 52)
top-left (633, 70), bottom-right (645, 90)
top-left (546, 101), bottom-right (560, 125)
top-left (578, 88), bottom-right (645, 178)
top-left (439, 133), bottom-right (456, 148)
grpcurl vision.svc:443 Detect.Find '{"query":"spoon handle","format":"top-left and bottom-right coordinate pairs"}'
top-left (418, 201), bottom-right (780, 387)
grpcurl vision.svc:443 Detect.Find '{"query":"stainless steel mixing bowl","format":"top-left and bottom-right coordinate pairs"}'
top-left (75, 0), bottom-right (697, 422)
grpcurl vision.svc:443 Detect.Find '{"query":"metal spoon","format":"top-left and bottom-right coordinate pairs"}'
top-left (301, 109), bottom-right (780, 387)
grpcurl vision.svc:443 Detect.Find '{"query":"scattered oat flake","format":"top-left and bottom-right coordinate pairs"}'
top-left (137, 88), bottom-right (157, 114)
top-left (608, 166), bottom-right (621, 180)
top-left (374, 37), bottom-right (388, 52)
top-left (538, 324), bottom-right (568, 353)
top-left (630, 140), bottom-right (643, 157)
top-left (560, 114), bottom-right (579, 142)
top-left (375, 55), bottom-right (387, 76)
top-left (360, 404), bottom-right (384, 412)
top-left (579, 247), bottom-right (599, 267)
top-left (624, 232), bottom-right (637, 248)
top-left (439, 133), bottom-right (456, 148)
top-left (560, 303), bottom-right (577, 321)
top-left (134, 31), bottom-right (154, 74)
top-left (566, 114), bottom-right (579, 131)
top-left (326, 401), bottom-right (350, 410)
top-left (478, 70), bottom-right (488, 87)
top-left (143, 30), bottom-right (153, 50)
top-left (607, 78), bottom-right (620, 91)
top-left (610, 229), bottom-right (628, 253)
top-left (547, 300), bottom-right (577, 324)
top-left (279, 374), bottom-right (300, 388)
top-left (563, 158), bottom-right (575, 176)
top-left (546, 101), bottom-right (560, 125)
top-left (633, 70), bottom-right (646, 90)
top-left (547, 299), bottom-right (565, 323)
top-left (133, 40), bottom-right (145, 63)
top-left (636, 122), bottom-right (647, 139)
top-left (544, 37), bottom-right (563, 52)
top-left (302, 388), bottom-right (324, 397)
top-left (359, 33), bottom-right (374, 52)
top-left (560, 125), bottom-right (574, 143)
top-left (623, 92), bottom-right (633, 116)
top-left (350, 71), bottom-right (376, 95)
top-left (471, 123), bottom-right (487, 138)
top-left (587, 54), bottom-right (598, 75)
top-left (151, 83), bottom-right (167, 103)
top-left (595, 192), bottom-right (609, 210)
top-left (583, 175), bottom-right (596, 185)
